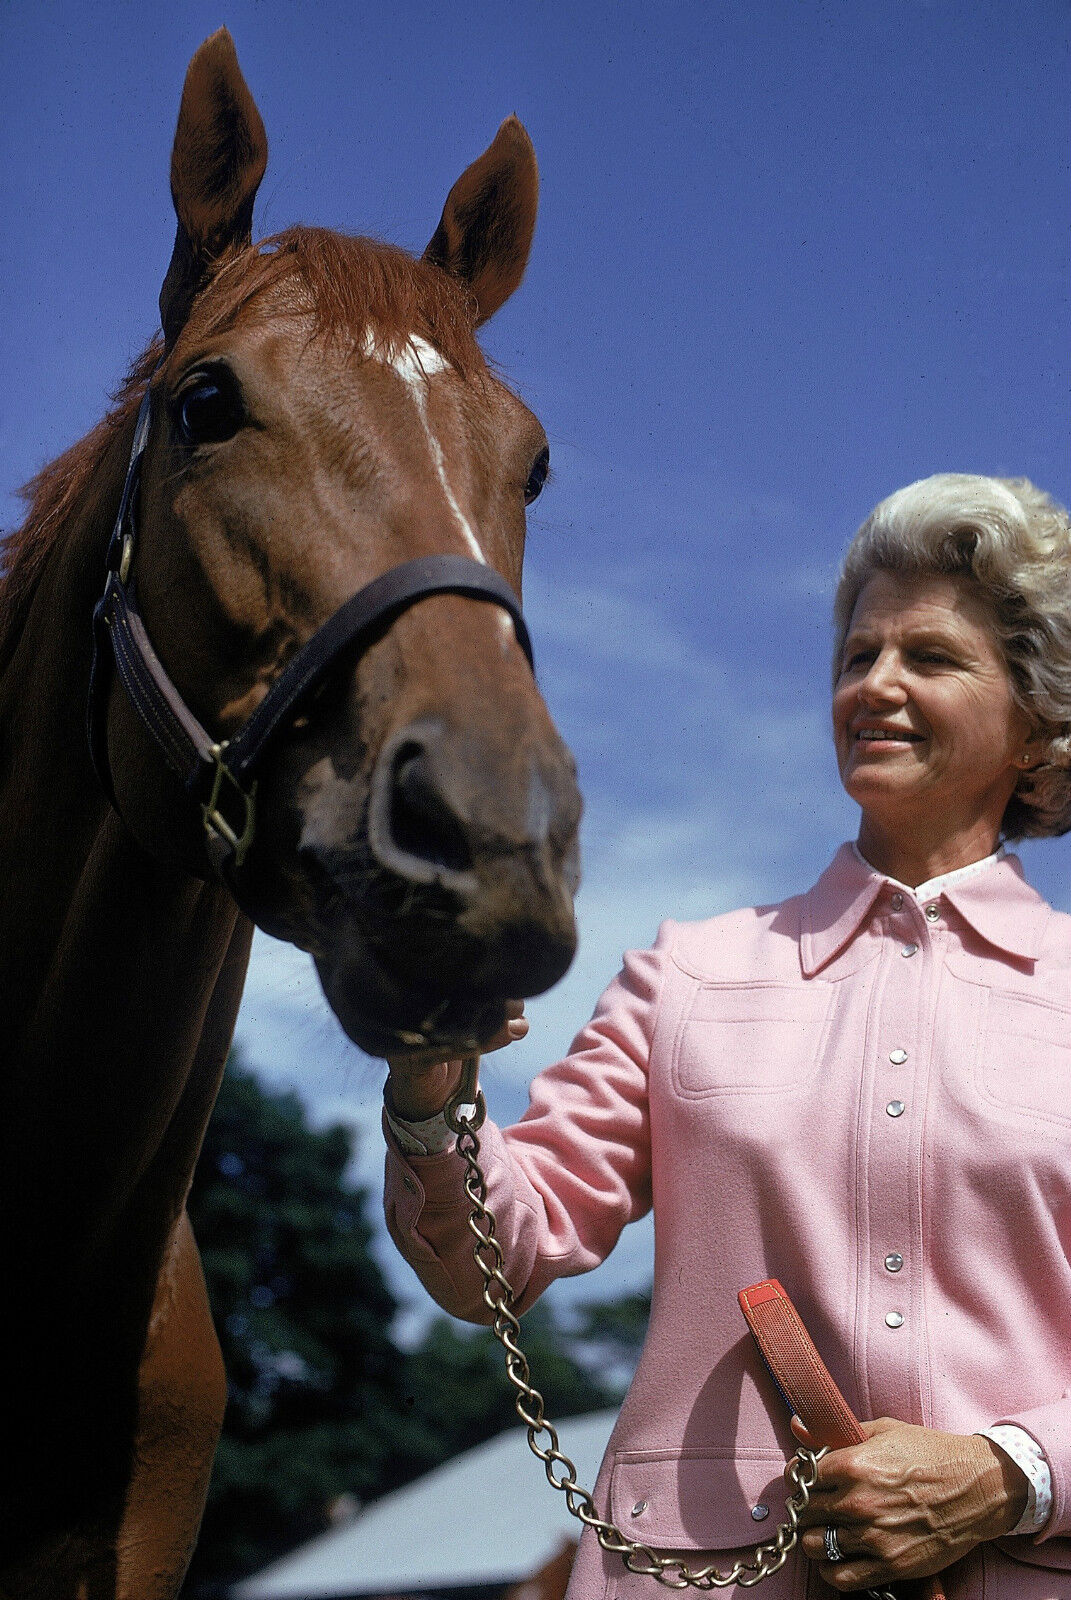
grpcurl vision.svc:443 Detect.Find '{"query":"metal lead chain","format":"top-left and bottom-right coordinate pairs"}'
top-left (444, 1061), bottom-right (896, 1596)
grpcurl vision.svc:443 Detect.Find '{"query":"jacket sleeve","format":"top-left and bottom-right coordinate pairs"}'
top-left (382, 925), bottom-right (673, 1323)
top-left (997, 1397), bottom-right (1071, 1542)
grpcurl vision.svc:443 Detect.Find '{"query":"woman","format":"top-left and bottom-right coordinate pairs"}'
top-left (383, 473), bottom-right (1071, 1599)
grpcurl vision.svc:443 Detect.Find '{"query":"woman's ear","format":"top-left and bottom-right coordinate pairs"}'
top-left (423, 117), bottom-right (538, 326)
top-left (159, 29), bottom-right (268, 345)
top-left (1018, 730), bottom-right (1048, 770)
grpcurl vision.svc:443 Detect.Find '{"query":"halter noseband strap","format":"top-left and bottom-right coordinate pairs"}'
top-left (87, 383), bottom-right (535, 877)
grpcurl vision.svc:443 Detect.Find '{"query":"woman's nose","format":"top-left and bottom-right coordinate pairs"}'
top-left (858, 651), bottom-right (906, 704)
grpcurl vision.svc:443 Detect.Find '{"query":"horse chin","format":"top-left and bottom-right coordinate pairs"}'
top-left (313, 938), bottom-right (509, 1062)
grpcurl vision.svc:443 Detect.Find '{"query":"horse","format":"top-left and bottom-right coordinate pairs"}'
top-left (0, 30), bottom-right (581, 1599)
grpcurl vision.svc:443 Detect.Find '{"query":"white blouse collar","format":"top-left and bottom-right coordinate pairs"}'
top-left (851, 841), bottom-right (1006, 903)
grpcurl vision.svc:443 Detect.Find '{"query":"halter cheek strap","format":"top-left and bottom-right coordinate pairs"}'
top-left (87, 383), bottom-right (535, 878)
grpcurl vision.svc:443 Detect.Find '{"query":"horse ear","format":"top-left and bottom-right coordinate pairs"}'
top-left (159, 29), bottom-right (268, 344)
top-left (423, 117), bottom-right (539, 326)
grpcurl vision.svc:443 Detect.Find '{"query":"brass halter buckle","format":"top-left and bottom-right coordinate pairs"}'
top-left (201, 742), bottom-right (257, 869)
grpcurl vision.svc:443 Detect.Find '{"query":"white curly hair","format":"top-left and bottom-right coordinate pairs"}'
top-left (833, 473), bottom-right (1071, 840)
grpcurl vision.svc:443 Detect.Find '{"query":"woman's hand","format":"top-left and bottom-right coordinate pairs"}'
top-left (792, 1415), bottom-right (1029, 1591)
top-left (386, 1001), bottom-right (528, 1120)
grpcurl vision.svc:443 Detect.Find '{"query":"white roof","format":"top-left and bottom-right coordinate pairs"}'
top-left (231, 1409), bottom-right (618, 1600)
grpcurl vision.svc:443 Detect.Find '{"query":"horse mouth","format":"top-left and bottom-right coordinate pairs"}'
top-left (313, 938), bottom-right (516, 1060)
top-left (308, 859), bottom-right (577, 1058)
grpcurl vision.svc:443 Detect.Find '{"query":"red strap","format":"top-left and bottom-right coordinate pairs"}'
top-left (738, 1279), bottom-right (947, 1600)
top-left (738, 1279), bottom-right (864, 1451)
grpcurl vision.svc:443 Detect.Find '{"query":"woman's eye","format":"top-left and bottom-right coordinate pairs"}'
top-left (524, 446), bottom-right (550, 505)
top-left (175, 376), bottom-right (244, 446)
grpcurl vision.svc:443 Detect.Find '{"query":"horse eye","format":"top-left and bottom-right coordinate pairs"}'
top-left (175, 375), bottom-right (244, 447)
top-left (524, 446), bottom-right (550, 505)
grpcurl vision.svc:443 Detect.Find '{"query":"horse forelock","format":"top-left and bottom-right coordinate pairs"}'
top-left (186, 226), bottom-right (487, 379)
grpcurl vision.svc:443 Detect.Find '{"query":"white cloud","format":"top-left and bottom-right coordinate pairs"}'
top-left (524, 568), bottom-right (726, 679)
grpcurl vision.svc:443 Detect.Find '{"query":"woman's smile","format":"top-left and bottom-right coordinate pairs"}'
top-left (850, 721), bottom-right (925, 752)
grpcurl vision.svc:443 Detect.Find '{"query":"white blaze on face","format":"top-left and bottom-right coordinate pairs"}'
top-left (374, 333), bottom-right (487, 566)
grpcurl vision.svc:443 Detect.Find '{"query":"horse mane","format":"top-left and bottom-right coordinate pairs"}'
top-left (0, 346), bottom-right (161, 669)
top-left (0, 227), bottom-right (484, 665)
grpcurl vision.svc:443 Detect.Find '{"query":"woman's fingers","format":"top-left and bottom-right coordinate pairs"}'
top-left (789, 1414), bottom-right (817, 1449)
top-left (387, 1002), bottom-right (528, 1068)
top-left (479, 1001), bottom-right (528, 1054)
top-left (798, 1525), bottom-right (871, 1593)
top-left (386, 1003), bottom-right (529, 1116)
top-left (385, 1058), bottom-right (466, 1119)
top-left (792, 1419), bottom-right (1025, 1586)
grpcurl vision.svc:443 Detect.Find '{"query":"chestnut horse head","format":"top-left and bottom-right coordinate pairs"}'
top-left (97, 30), bottom-right (580, 1057)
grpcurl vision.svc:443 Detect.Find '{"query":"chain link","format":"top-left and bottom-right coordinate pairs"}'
top-left (444, 1067), bottom-right (896, 1597)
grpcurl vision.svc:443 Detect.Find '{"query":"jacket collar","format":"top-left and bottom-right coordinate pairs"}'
top-left (800, 842), bottom-right (1050, 976)
top-left (941, 852), bottom-right (1050, 963)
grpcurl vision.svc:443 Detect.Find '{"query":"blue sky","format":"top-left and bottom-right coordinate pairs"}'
top-left (3, 1), bottom-right (1069, 1328)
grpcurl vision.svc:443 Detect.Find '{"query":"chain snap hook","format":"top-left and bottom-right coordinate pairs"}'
top-left (444, 1054), bottom-right (486, 1136)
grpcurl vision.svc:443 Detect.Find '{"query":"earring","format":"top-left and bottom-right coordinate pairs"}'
top-left (1019, 754), bottom-right (1034, 768)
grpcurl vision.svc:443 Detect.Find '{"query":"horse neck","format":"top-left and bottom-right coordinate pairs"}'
top-left (0, 413), bottom-right (249, 1262)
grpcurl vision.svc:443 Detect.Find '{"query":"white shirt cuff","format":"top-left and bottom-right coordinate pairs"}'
top-left (979, 1425), bottom-right (1052, 1535)
top-left (384, 1103), bottom-right (473, 1156)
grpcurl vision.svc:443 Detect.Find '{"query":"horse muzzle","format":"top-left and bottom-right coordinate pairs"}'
top-left (297, 715), bottom-right (581, 1057)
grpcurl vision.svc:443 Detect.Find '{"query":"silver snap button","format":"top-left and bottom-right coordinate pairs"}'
top-left (631, 1500), bottom-right (648, 1517)
top-left (886, 1099), bottom-right (906, 1118)
top-left (751, 1503), bottom-right (770, 1521)
top-left (901, 943), bottom-right (918, 958)
top-left (925, 903), bottom-right (940, 922)
top-left (885, 1310), bottom-right (904, 1328)
top-left (403, 1176), bottom-right (417, 1194)
top-left (890, 892), bottom-right (904, 911)
top-left (884, 1252), bottom-right (904, 1272)
top-left (889, 1048), bottom-right (908, 1065)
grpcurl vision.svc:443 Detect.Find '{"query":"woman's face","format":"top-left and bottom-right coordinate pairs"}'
top-left (832, 571), bottom-right (1035, 854)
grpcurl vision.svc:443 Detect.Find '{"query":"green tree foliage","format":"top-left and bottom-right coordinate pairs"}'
top-left (398, 1301), bottom-right (617, 1473)
top-left (572, 1289), bottom-right (652, 1385)
top-left (183, 1057), bottom-right (417, 1591)
top-left (182, 1058), bottom-right (622, 1594)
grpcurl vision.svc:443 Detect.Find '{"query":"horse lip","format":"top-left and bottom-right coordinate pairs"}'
top-left (313, 940), bottom-right (505, 1059)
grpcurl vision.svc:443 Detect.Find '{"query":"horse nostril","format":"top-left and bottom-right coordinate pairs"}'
top-left (388, 740), bottom-right (474, 876)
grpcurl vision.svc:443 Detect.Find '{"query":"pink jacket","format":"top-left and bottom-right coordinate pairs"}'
top-left (384, 845), bottom-right (1071, 1599)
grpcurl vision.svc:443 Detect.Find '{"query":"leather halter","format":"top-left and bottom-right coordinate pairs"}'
top-left (87, 382), bottom-right (535, 878)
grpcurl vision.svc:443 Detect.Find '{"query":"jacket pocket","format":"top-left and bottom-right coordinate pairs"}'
top-left (976, 990), bottom-right (1071, 1131)
top-left (608, 1449), bottom-right (792, 1551)
top-left (672, 982), bottom-right (833, 1098)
